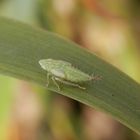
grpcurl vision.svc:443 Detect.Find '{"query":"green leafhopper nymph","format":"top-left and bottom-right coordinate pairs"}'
top-left (39, 59), bottom-right (100, 90)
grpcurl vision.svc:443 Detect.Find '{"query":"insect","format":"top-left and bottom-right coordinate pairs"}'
top-left (39, 59), bottom-right (100, 90)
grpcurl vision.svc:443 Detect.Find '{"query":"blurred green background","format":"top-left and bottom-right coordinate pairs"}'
top-left (0, 0), bottom-right (140, 140)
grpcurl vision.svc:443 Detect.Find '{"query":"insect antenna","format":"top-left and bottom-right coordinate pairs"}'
top-left (91, 74), bottom-right (102, 81)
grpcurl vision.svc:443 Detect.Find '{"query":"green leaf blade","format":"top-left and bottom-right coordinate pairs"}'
top-left (0, 17), bottom-right (140, 134)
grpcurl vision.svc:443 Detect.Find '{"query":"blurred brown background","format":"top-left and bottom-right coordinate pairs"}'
top-left (0, 0), bottom-right (140, 140)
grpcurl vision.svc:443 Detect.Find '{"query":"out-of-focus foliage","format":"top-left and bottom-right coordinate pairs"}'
top-left (0, 75), bottom-right (15, 140)
top-left (0, 0), bottom-right (140, 140)
top-left (0, 0), bottom-right (38, 24)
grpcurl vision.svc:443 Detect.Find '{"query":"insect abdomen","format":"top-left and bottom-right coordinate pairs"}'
top-left (64, 67), bottom-right (91, 83)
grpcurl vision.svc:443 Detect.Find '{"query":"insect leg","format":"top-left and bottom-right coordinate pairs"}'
top-left (55, 77), bottom-right (86, 90)
top-left (51, 76), bottom-right (61, 91)
top-left (46, 73), bottom-right (51, 87)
